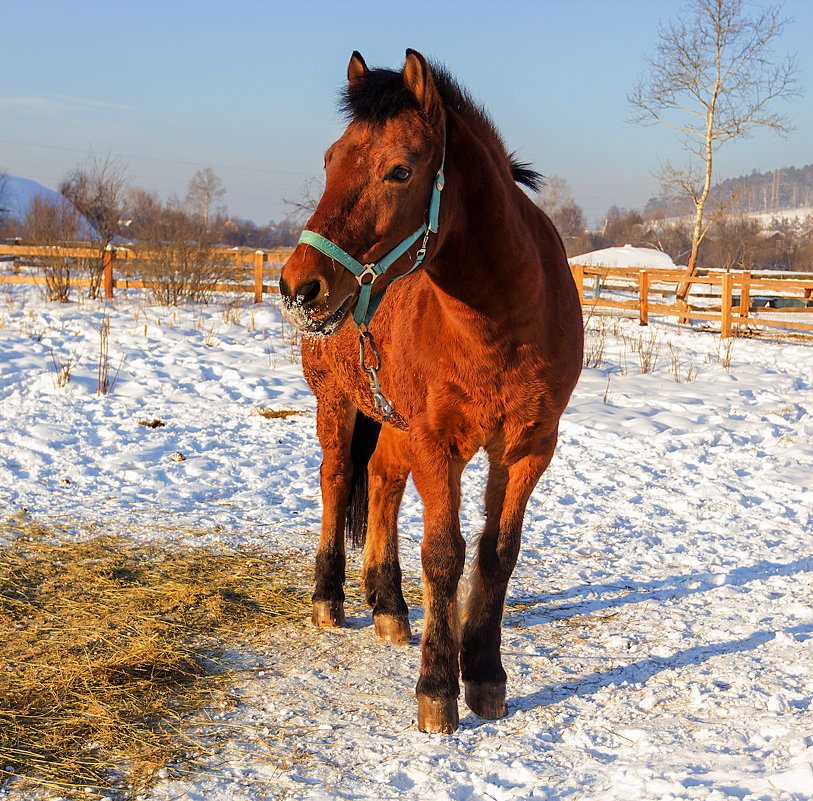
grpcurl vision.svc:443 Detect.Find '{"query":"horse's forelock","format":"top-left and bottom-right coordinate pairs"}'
top-left (339, 59), bottom-right (540, 191)
top-left (340, 68), bottom-right (418, 124)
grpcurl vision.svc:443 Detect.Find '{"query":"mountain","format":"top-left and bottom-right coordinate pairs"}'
top-left (0, 174), bottom-right (93, 238)
top-left (0, 174), bottom-right (74, 221)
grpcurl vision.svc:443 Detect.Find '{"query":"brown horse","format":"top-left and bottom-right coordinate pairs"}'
top-left (279, 50), bottom-right (583, 734)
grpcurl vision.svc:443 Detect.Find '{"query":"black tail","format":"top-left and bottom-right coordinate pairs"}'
top-left (346, 410), bottom-right (381, 549)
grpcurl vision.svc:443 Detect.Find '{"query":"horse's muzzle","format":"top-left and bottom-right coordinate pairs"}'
top-left (279, 294), bottom-right (353, 337)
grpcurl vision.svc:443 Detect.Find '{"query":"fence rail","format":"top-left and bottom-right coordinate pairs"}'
top-left (0, 243), bottom-right (293, 302)
top-left (570, 264), bottom-right (813, 337)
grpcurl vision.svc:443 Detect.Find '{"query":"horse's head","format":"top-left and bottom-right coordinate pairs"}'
top-left (279, 50), bottom-right (446, 335)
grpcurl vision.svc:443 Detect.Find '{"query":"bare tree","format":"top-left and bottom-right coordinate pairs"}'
top-left (23, 196), bottom-right (87, 302)
top-left (536, 175), bottom-right (574, 215)
top-left (185, 168), bottom-right (226, 230)
top-left (629, 0), bottom-right (800, 284)
top-left (534, 175), bottom-right (588, 254)
top-left (598, 206), bottom-right (646, 249)
top-left (647, 218), bottom-right (694, 264)
top-left (283, 175), bottom-right (325, 224)
top-left (122, 187), bottom-right (164, 240)
top-left (60, 153), bottom-right (130, 297)
top-left (137, 199), bottom-right (231, 305)
top-left (707, 213), bottom-right (763, 269)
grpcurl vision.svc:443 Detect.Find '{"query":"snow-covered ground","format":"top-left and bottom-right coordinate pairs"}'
top-left (1, 282), bottom-right (812, 801)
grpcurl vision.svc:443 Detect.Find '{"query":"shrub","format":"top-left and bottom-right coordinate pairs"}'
top-left (137, 206), bottom-right (232, 305)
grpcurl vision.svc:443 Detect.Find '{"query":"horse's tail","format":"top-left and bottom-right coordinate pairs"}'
top-left (346, 410), bottom-right (381, 549)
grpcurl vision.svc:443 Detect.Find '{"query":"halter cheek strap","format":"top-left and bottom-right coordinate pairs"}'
top-left (297, 133), bottom-right (446, 329)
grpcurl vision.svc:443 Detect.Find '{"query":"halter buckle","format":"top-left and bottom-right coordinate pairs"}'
top-left (356, 264), bottom-right (377, 286)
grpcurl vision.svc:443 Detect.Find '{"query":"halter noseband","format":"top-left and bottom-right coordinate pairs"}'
top-left (297, 131), bottom-right (446, 329)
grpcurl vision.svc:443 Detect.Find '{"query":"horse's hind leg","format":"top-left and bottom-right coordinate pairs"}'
top-left (363, 424), bottom-right (411, 644)
top-left (311, 395), bottom-right (356, 628)
top-left (461, 435), bottom-right (557, 718)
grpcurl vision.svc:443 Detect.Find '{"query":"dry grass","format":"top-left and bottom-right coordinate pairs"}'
top-left (0, 514), bottom-right (312, 798)
top-left (583, 316), bottom-right (609, 368)
top-left (257, 408), bottom-right (308, 420)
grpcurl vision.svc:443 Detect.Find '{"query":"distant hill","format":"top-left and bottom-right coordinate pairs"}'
top-left (645, 164), bottom-right (813, 219)
top-left (0, 175), bottom-right (73, 221)
top-left (0, 174), bottom-right (92, 237)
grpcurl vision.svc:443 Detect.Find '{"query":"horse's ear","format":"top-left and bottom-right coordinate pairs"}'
top-left (403, 49), bottom-right (440, 120)
top-left (347, 51), bottom-right (369, 84)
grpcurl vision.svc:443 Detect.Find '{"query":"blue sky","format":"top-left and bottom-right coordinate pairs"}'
top-left (2, 0), bottom-right (811, 226)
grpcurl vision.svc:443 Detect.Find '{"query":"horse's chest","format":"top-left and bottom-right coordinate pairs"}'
top-left (404, 338), bottom-right (550, 421)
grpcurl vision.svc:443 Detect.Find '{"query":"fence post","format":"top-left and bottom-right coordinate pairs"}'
top-left (721, 272), bottom-right (733, 339)
top-left (638, 270), bottom-right (649, 326)
top-left (254, 250), bottom-right (265, 303)
top-left (103, 245), bottom-right (114, 298)
top-left (739, 271), bottom-right (751, 327)
top-left (571, 263), bottom-right (584, 307)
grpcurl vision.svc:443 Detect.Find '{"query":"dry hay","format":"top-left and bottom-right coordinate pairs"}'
top-left (0, 513), bottom-right (312, 798)
top-left (256, 407), bottom-right (307, 420)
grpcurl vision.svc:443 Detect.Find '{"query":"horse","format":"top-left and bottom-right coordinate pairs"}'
top-left (279, 49), bottom-right (583, 734)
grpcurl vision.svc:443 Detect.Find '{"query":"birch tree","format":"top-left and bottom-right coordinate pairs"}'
top-left (628, 0), bottom-right (800, 282)
top-left (185, 168), bottom-right (226, 230)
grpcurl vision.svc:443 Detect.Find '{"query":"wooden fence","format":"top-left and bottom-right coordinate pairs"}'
top-left (0, 243), bottom-right (293, 302)
top-left (3, 244), bottom-right (812, 336)
top-left (570, 263), bottom-right (813, 337)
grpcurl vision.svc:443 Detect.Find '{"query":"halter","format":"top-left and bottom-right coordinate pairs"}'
top-left (296, 131), bottom-right (446, 418)
top-left (298, 134), bottom-right (445, 329)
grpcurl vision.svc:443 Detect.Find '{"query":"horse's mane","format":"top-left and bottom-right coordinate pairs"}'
top-left (340, 63), bottom-right (543, 193)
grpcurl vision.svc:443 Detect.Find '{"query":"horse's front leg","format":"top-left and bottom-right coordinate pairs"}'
top-left (312, 396), bottom-right (356, 628)
top-left (461, 434), bottom-right (557, 718)
top-left (410, 434), bottom-right (466, 733)
top-left (363, 424), bottom-right (411, 643)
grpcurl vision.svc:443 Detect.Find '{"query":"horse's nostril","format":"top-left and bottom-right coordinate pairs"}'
top-left (295, 279), bottom-right (322, 305)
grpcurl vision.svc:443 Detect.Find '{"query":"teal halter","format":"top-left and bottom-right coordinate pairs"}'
top-left (297, 136), bottom-right (446, 329)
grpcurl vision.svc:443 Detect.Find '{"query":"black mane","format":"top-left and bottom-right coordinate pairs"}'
top-left (341, 62), bottom-right (543, 192)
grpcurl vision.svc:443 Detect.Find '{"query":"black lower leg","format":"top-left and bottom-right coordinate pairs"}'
top-left (313, 546), bottom-right (345, 604)
top-left (460, 590), bottom-right (507, 685)
top-left (363, 561), bottom-right (408, 618)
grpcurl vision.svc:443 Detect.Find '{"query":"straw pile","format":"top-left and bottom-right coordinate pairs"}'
top-left (0, 514), bottom-right (312, 797)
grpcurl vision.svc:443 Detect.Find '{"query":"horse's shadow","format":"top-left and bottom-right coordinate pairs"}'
top-left (514, 621), bottom-right (813, 713)
top-left (504, 554), bottom-right (813, 713)
top-left (507, 554), bottom-right (813, 624)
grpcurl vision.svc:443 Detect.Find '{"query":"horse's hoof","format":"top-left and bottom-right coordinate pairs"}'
top-left (417, 695), bottom-right (459, 734)
top-left (312, 600), bottom-right (344, 627)
top-left (464, 680), bottom-right (507, 719)
top-left (374, 614), bottom-right (411, 644)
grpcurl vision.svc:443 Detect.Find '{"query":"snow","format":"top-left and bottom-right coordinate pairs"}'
top-left (0, 174), bottom-right (87, 227)
top-left (1, 284), bottom-right (812, 801)
top-left (569, 244), bottom-right (679, 270)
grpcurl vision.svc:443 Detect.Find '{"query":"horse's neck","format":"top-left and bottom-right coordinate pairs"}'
top-left (426, 130), bottom-right (547, 321)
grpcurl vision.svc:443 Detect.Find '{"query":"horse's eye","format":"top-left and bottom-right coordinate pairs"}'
top-left (387, 166), bottom-right (412, 183)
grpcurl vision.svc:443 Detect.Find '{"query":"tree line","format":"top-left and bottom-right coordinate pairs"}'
top-left (0, 157), bottom-right (303, 252)
top-left (0, 157), bottom-right (307, 304)
top-left (646, 165), bottom-right (813, 218)
top-left (541, 175), bottom-right (813, 273)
